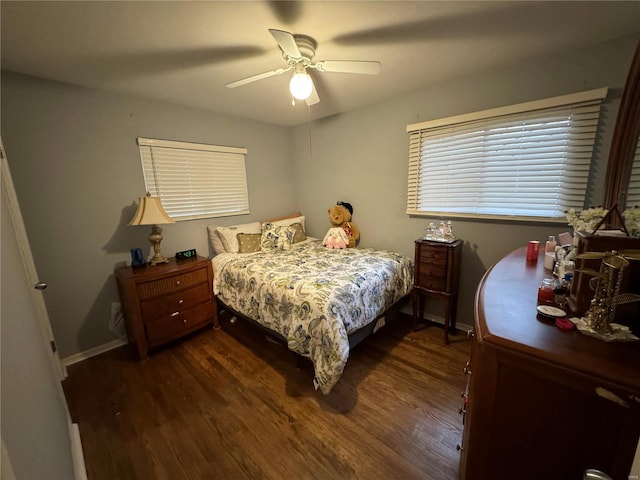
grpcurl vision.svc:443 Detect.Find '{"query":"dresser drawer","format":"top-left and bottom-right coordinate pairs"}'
top-left (137, 268), bottom-right (209, 300)
top-left (420, 247), bottom-right (448, 267)
top-left (418, 273), bottom-right (446, 291)
top-left (140, 282), bottom-right (211, 320)
top-left (145, 301), bottom-right (215, 345)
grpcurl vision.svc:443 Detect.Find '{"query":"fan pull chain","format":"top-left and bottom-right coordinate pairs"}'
top-left (308, 103), bottom-right (313, 157)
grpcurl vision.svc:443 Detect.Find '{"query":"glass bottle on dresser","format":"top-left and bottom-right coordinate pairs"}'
top-left (537, 278), bottom-right (557, 306)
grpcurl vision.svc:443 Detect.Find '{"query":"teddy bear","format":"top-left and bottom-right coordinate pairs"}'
top-left (322, 201), bottom-right (360, 248)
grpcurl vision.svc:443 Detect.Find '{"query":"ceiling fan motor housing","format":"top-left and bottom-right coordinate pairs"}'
top-left (283, 34), bottom-right (318, 64)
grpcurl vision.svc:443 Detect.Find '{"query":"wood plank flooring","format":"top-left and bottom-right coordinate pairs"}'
top-left (63, 312), bottom-right (471, 480)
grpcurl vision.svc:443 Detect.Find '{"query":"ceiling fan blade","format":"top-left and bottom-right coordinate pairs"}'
top-left (225, 66), bottom-right (291, 88)
top-left (306, 77), bottom-right (320, 106)
top-left (268, 29), bottom-right (301, 59)
top-left (314, 60), bottom-right (381, 75)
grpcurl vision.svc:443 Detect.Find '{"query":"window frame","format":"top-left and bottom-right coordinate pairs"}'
top-left (137, 137), bottom-right (250, 221)
top-left (406, 88), bottom-right (608, 223)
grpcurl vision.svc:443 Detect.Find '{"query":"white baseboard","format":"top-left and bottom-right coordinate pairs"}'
top-left (399, 303), bottom-right (473, 336)
top-left (70, 423), bottom-right (87, 480)
top-left (61, 338), bottom-right (126, 367)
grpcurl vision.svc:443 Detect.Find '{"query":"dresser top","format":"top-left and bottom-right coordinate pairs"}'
top-left (115, 255), bottom-right (209, 281)
top-left (476, 246), bottom-right (640, 392)
top-left (415, 238), bottom-right (463, 247)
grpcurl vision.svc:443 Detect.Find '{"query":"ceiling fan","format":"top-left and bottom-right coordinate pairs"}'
top-left (225, 29), bottom-right (381, 106)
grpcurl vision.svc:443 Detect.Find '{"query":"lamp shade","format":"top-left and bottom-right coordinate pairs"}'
top-left (289, 64), bottom-right (313, 100)
top-left (128, 193), bottom-right (175, 226)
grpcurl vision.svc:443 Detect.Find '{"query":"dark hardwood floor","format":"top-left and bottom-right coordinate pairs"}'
top-left (63, 312), bottom-right (471, 480)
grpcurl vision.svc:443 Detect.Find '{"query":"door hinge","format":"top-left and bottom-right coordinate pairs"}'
top-left (50, 340), bottom-right (57, 353)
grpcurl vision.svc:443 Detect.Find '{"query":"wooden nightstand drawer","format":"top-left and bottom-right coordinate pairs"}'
top-left (420, 248), bottom-right (448, 266)
top-left (418, 274), bottom-right (446, 291)
top-left (140, 282), bottom-right (211, 319)
top-left (418, 262), bottom-right (447, 280)
top-left (145, 301), bottom-right (215, 345)
top-left (137, 268), bottom-right (209, 300)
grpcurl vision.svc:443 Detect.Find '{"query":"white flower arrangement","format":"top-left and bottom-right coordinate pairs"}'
top-left (565, 206), bottom-right (609, 233)
top-left (622, 205), bottom-right (640, 237)
top-left (566, 206), bottom-right (640, 238)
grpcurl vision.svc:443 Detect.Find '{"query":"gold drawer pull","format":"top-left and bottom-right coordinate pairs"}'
top-left (170, 311), bottom-right (180, 317)
top-left (178, 299), bottom-right (184, 304)
top-left (176, 280), bottom-right (181, 286)
top-left (183, 319), bottom-right (187, 325)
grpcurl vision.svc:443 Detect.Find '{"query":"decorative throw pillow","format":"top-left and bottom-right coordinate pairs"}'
top-left (216, 222), bottom-right (262, 253)
top-left (260, 223), bottom-right (295, 251)
top-left (289, 222), bottom-right (306, 244)
top-left (269, 215), bottom-right (306, 233)
top-left (237, 233), bottom-right (262, 253)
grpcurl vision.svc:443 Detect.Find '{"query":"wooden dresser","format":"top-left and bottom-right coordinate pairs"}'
top-left (115, 256), bottom-right (218, 360)
top-left (413, 238), bottom-right (462, 343)
top-left (460, 246), bottom-right (640, 480)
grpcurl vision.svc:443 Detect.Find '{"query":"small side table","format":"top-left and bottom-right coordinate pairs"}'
top-left (412, 238), bottom-right (463, 344)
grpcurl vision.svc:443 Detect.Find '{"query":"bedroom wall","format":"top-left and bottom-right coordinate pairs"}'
top-left (290, 34), bottom-right (640, 330)
top-left (0, 71), bottom-right (294, 357)
top-left (1, 33), bottom-right (637, 359)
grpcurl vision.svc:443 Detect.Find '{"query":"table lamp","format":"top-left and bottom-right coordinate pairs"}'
top-left (128, 192), bottom-right (175, 265)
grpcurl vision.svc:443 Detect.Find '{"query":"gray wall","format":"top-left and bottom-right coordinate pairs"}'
top-left (1, 72), bottom-right (294, 357)
top-left (291, 34), bottom-right (640, 328)
top-left (1, 34), bottom-right (638, 358)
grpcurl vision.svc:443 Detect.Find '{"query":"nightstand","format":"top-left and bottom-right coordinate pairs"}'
top-left (115, 256), bottom-right (218, 360)
top-left (413, 238), bottom-right (462, 344)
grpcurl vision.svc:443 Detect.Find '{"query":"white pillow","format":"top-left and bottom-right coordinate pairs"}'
top-left (207, 226), bottom-right (228, 255)
top-left (216, 221), bottom-right (262, 253)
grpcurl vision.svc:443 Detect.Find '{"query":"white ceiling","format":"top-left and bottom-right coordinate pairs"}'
top-left (2, 1), bottom-right (640, 127)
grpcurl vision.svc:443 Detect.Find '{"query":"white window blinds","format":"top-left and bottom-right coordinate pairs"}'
top-left (627, 136), bottom-right (640, 207)
top-left (137, 137), bottom-right (249, 221)
top-left (406, 88), bottom-right (608, 221)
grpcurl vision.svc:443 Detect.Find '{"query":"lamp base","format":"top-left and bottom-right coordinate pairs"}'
top-left (149, 255), bottom-right (169, 266)
top-left (148, 225), bottom-right (169, 266)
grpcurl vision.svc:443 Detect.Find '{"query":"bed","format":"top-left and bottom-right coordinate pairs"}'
top-left (208, 214), bottom-right (414, 394)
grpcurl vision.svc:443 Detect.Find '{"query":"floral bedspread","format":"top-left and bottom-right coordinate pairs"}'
top-left (211, 240), bottom-right (414, 394)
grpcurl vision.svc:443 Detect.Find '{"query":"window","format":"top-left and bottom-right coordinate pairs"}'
top-left (406, 88), bottom-right (608, 221)
top-left (627, 136), bottom-right (640, 207)
top-left (137, 137), bottom-right (249, 221)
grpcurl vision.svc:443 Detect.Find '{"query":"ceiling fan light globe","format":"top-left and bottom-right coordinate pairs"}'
top-left (289, 72), bottom-right (313, 100)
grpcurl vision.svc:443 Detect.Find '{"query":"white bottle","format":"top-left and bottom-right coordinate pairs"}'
top-left (543, 235), bottom-right (557, 271)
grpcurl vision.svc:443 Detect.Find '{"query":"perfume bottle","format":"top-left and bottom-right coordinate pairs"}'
top-left (443, 220), bottom-right (454, 241)
top-left (424, 222), bottom-right (437, 240)
top-left (545, 235), bottom-right (557, 253)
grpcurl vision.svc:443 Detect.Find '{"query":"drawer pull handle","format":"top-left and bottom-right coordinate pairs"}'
top-left (595, 387), bottom-right (629, 408)
top-left (179, 299), bottom-right (184, 304)
top-left (176, 280), bottom-right (181, 286)
top-left (170, 311), bottom-right (180, 317)
top-left (183, 319), bottom-right (187, 325)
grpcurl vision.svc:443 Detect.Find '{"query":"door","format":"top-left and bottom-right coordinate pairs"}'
top-left (1, 141), bottom-right (86, 479)
top-left (0, 142), bottom-right (65, 380)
